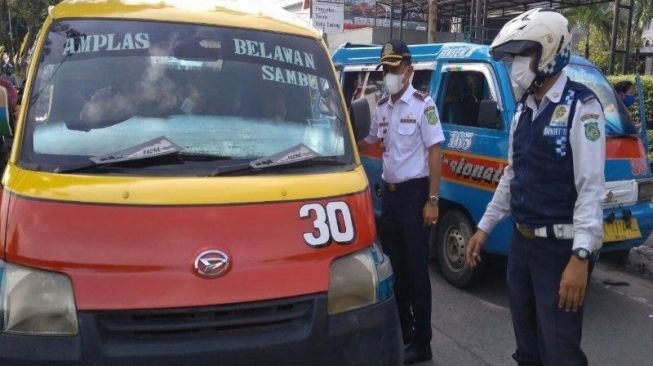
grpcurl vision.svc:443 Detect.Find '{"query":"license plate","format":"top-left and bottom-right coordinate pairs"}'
top-left (603, 218), bottom-right (642, 243)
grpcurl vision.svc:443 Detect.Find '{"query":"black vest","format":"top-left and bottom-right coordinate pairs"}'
top-left (510, 80), bottom-right (595, 226)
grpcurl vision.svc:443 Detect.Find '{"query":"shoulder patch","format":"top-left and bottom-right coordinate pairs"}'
top-left (377, 96), bottom-right (389, 106)
top-left (424, 106), bottom-right (438, 125)
top-left (584, 121), bottom-right (600, 141)
top-left (413, 90), bottom-right (428, 101)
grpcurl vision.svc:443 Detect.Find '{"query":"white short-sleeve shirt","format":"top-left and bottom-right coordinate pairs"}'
top-left (364, 84), bottom-right (445, 184)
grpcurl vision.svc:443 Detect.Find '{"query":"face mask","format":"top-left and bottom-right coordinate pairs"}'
top-left (511, 56), bottom-right (536, 91)
top-left (384, 71), bottom-right (406, 95)
top-left (623, 94), bottom-right (636, 108)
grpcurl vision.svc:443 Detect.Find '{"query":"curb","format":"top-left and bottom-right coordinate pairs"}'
top-left (626, 245), bottom-right (653, 280)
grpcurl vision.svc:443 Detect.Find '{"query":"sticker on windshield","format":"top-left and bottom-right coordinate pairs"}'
top-left (63, 33), bottom-right (150, 56)
top-left (90, 136), bottom-right (182, 164)
top-left (250, 144), bottom-right (319, 169)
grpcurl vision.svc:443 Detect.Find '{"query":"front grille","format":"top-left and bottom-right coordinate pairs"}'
top-left (95, 296), bottom-right (315, 340)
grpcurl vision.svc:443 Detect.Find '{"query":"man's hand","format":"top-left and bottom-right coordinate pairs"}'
top-left (465, 230), bottom-right (488, 268)
top-left (423, 202), bottom-right (438, 226)
top-left (558, 256), bottom-right (589, 312)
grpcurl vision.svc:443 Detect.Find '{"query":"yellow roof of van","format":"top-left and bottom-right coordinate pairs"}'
top-left (51, 0), bottom-right (321, 39)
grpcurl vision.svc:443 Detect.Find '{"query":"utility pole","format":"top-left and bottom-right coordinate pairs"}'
top-left (428, 0), bottom-right (437, 43)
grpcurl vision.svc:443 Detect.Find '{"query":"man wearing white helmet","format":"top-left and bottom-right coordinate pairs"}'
top-left (465, 8), bottom-right (605, 366)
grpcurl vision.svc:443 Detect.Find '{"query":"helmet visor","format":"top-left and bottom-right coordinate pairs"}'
top-left (489, 40), bottom-right (541, 61)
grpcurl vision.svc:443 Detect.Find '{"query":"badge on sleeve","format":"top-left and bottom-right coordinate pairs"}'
top-left (584, 121), bottom-right (600, 141)
top-left (425, 106), bottom-right (438, 125)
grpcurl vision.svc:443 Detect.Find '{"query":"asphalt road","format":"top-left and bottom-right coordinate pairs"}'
top-left (415, 256), bottom-right (653, 366)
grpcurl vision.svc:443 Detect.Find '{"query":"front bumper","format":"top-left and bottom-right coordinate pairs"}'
top-left (0, 293), bottom-right (401, 366)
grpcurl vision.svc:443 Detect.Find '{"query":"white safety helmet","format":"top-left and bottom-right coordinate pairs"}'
top-left (490, 8), bottom-right (572, 88)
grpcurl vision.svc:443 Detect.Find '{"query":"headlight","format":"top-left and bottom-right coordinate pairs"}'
top-left (327, 242), bottom-right (394, 315)
top-left (0, 260), bottom-right (78, 335)
top-left (637, 179), bottom-right (653, 202)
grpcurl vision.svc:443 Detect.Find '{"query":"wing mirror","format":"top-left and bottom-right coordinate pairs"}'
top-left (477, 99), bottom-right (502, 129)
top-left (350, 97), bottom-right (371, 142)
top-left (0, 84), bottom-right (13, 137)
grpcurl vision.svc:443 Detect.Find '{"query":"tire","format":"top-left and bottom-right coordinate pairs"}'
top-left (435, 209), bottom-right (484, 288)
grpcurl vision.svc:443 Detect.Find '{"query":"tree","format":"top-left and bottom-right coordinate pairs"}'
top-left (564, 4), bottom-right (612, 59)
top-left (0, 0), bottom-right (8, 51)
top-left (8, 0), bottom-right (59, 49)
top-left (632, 0), bottom-right (653, 48)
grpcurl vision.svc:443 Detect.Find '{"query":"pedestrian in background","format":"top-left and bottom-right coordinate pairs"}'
top-left (466, 8), bottom-right (606, 366)
top-left (357, 39), bottom-right (444, 365)
top-left (614, 80), bottom-right (636, 108)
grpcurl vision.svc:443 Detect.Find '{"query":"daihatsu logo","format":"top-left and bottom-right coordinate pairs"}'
top-left (194, 250), bottom-right (230, 277)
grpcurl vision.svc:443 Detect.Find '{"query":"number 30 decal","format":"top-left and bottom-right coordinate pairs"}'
top-left (299, 202), bottom-right (355, 247)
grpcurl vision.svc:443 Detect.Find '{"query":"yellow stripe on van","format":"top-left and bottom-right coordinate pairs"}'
top-left (3, 163), bottom-right (369, 205)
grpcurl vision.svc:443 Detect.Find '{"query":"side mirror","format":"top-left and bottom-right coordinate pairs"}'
top-left (0, 85), bottom-right (13, 137)
top-left (477, 99), bottom-right (502, 129)
top-left (350, 98), bottom-right (371, 142)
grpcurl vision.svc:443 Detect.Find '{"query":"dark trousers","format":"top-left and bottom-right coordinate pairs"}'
top-left (379, 178), bottom-right (432, 346)
top-left (508, 230), bottom-right (592, 366)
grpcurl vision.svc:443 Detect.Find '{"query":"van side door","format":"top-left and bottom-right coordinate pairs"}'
top-left (434, 62), bottom-right (513, 255)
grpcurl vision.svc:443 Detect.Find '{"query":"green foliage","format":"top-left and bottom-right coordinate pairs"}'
top-left (0, 0), bottom-right (58, 57)
top-left (565, 1), bottom-right (652, 74)
top-left (576, 26), bottom-right (611, 72)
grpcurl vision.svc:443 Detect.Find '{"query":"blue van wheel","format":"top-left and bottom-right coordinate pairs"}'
top-left (435, 209), bottom-right (484, 288)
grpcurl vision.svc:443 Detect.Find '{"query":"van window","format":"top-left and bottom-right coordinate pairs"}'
top-left (21, 20), bottom-right (351, 175)
top-left (440, 70), bottom-right (497, 128)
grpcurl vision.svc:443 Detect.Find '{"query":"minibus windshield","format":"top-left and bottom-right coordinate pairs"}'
top-left (21, 20), bottom-right (352, 175)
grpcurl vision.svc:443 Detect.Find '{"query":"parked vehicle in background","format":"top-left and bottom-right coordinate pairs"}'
top-left (334, 42), bottom-right (653, 288)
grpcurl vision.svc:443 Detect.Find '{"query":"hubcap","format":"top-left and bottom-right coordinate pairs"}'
top-left (444, 227), bottom-right (466, 272)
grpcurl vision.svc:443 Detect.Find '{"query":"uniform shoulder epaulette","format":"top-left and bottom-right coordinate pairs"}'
top-left (413, 90), bottom-right (428, 101)
top-left (567, 80), bottom-right (598, 104)
top-left (580, 92), bottom-right (597, 104)
top-left (377, 96), bottom-right (389, 106)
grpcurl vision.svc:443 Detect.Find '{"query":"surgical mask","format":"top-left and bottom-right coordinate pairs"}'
top-left (623, 94), bottom-right (636, 108)
top-left (511, 56), bottom-right (536, 91)
top-left (384, 72), bottom-right (406, 95)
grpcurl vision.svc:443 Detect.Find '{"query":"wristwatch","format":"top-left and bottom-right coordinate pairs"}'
top-left (428, 195), bottom-right (439, 206)
top-left (573, 248), bottom-right (591, 261)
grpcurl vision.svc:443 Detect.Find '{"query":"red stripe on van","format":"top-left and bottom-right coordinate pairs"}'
top-left (606, 136), bottom-right (646, 159)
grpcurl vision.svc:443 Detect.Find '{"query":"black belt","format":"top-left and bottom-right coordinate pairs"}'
top-left (384, 177), bottom-right (428, 192)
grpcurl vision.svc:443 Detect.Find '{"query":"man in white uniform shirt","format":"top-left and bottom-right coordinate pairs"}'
top-left (357, 40), bottom-right (444, 365)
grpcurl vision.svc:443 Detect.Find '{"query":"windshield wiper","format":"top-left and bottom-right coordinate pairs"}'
top-left (209, 144), bottom-right (347, 176)
top-left (53, 136), bottom-right (231, 173)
